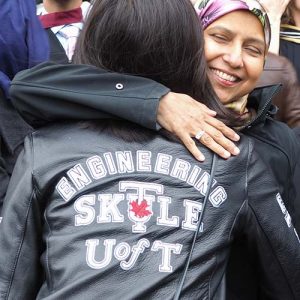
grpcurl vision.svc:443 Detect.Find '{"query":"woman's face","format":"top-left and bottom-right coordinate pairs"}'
top-left (204, 10), bottom-right (265, 104)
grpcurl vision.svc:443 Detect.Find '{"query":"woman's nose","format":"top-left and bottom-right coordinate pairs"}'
top-left (222, 47), bottom-right (244, 68)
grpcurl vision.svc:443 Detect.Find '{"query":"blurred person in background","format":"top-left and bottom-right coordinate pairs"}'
top-left (255, 0), bottom-right (300, 128)
top-left (281, 0), bottom-right (300, 81)
top-left (0, 0), bottom-right (49, 213)
top-left (256, 52), bottom-right (300, 127)
top-left (37, 0), bottom-right (91, 63)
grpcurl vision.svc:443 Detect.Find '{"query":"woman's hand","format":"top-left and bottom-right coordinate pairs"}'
top-left (158, 92), bottom-right (240, 161)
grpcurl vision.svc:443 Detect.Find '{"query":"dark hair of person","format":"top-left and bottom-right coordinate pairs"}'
top-left (282, 3), bottom-right (295, 25)
top-left (74, 0), bottom-right (241, 127)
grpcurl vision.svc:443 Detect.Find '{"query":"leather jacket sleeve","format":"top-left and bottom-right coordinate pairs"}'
top-left (10, 62), bottom-right (170, 130)
top-left (241, 144), bottom-right (300, 299)
top-left (0, 136), bottom-right (43, 299)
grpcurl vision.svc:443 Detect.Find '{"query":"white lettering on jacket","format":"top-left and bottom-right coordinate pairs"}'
top-left (85, 238), bottom-right (182, 273)
top-left (56, 151), bottom-right (227, 208)
top-left (55, 150), bottom-right (229, 273)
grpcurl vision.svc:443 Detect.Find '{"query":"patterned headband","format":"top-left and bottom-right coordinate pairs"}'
top-left (194, 0), bottom-right (271, 47)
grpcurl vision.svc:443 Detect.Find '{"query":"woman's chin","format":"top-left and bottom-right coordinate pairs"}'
top-left (240, 111), bottom-right (250, 119)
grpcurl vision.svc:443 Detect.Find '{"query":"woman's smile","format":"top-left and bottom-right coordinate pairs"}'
top-left (210, 67), bottom-right (241, 87)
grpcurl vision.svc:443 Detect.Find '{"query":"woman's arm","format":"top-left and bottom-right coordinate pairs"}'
top-left (257, 0), bottom-right (291, 54)
top-left (10, 62), bottom-right (240, 160)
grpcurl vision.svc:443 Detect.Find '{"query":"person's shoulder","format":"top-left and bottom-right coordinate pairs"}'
top-left (262, 118), bottom-right (300, 156)
top-left (293, 127), bottom-right (300, 138)
top-left (267, 118), bottom-right (297, 137)
top-left (227, 134), bottom-right (255, 163)
top-left (29, 122), bottom-right (96, 168)
top-left (32, 122), bottom-right (88, 140)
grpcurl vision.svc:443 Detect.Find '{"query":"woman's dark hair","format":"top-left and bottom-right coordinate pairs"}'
top-left (74, 0), bottom-right (239, 126)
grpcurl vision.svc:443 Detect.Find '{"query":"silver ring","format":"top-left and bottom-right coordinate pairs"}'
top-left (195, 130), bottom-right (205, 140)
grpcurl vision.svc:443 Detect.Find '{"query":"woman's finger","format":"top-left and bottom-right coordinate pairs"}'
top-left (176, 131), bottom-right (206, 161)
top-left (206, 116), bottom-right (240, 141)
top-left (194, 130), bottom-right (232, 159)
top-left (198, 102), bottom-right (217, 116)
top-left (198, 123), bottom-right (240, 156)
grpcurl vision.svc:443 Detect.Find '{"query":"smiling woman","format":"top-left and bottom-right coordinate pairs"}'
top-left (194, 0), bottom-right (300, 299)
top-left (195, 0), bottom-right (270, 119)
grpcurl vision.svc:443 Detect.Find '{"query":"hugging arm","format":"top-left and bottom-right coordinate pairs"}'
top-left (10, 62), bottom-right (167, 131)
top-left (10, 62), bottom-right (240, 160)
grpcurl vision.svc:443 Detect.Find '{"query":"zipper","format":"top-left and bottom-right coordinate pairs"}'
top-left (241, 85), bottom-right (281, 130)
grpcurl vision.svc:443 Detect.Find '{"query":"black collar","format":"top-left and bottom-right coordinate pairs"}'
top-left (241, 84), bottom-right (281, 130)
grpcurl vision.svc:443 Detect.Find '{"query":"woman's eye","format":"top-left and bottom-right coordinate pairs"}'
top-left (212, 34), bottom-right (227, 42)
top-left (245, 47), bottom-right (263, 56)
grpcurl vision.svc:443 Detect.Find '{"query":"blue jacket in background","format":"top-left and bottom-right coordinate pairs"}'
top-left (0, 0), bottom-right (49, 97)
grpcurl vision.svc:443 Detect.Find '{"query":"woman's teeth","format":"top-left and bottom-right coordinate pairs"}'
top-left (212, 68), bottom-right (239, 82)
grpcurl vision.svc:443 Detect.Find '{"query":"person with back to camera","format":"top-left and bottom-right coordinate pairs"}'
top-left (9, 1), bottom-right (300, 298)
top-left (1, 0), bottom-right (300, 299)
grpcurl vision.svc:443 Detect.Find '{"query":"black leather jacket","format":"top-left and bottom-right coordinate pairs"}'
top-left (0, 121), bottom-right (300, 300)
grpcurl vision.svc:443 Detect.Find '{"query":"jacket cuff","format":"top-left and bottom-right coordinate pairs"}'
top-left (140, 84), bottom-right (170, 131)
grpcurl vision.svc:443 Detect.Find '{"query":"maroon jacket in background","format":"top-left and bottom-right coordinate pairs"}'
top-left (256, 53), bottom-right (300, 128)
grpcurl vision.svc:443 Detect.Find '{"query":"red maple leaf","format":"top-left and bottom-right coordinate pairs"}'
top-left (130, 199), bottom-right (152, 218)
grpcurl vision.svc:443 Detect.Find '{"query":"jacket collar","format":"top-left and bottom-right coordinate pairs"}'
top-left (241, 84), bottom-right (281, 130)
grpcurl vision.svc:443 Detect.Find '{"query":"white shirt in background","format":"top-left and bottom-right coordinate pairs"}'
top-left (36, 1), bottom-right (91, 60)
